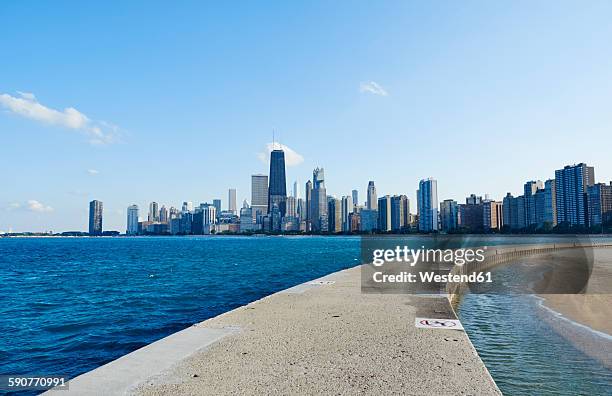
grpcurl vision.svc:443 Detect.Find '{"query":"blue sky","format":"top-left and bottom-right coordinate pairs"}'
top-left (2, 1), bottom-right (612, 232)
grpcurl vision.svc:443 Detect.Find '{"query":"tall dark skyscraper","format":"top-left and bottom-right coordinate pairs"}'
top-left (89, 200), bottom-right (103, 235)
top-left (268, 149), bottom-right (287, 217)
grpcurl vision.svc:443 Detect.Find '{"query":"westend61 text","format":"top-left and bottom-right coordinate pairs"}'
top-left (372, 271), bottom-right (493, 284)
top-left (371, 246), bottom-right (487, 267)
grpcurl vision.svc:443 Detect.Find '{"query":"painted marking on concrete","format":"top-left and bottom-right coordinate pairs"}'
top-left (43, 325), bottom-right (239, 396)
top-left (415, 318), bottom-right (464, 330)
top-left (308, 280), bottom-right (336, 285)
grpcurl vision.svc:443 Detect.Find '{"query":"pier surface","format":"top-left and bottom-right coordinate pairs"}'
top-left (49, 265), bottom-right (500, 395)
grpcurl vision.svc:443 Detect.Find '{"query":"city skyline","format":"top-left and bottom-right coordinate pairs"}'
top-left (3, 2), bottom-right (612, 232)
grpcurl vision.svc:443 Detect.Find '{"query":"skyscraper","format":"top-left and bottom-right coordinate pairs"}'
top-left (251, 174), bottom-right (268, 221)
top-left (587, 182), bottom-right (612, 228)
top-left (159, 205), bottom-right (169, 223)
top-left (352, 190), bottom-right (358, 211)
top-left (341, 195), bottom-right (353, 232)
top-left (417, 178), bottom-right (438, 232)
top-left (182, 201), bottom-right (193, 213)
top-left (89, 200), bottom-right (103, 235)
top-left (228, 188), bottom-right (237, 213)
top-left (328, 198), bottom-right (342, 233)
top-left (310, 167), bottom-right (328, 232)
top-left (367, 181), bottom-right (377, 210)
top-left (293, 180), bottom-right (300, 199)
top-left (390, 195), bottom-right (409, 232)
top-left (148, 202), bottom-right (159, 222)
top-left (440, 199), bottom-right (459, 232)
top-left (286, 196), bottom-right (297, 217)
top-left (555, 163), bottom-right (595, 227)
top-left (213, 199), bottom-right (222, 217)
top-left (377, 195), bottom-right (391, 232)
top-left (305, 180), bottom-right (313, 228)
top-left (524, 180), bottom-right (543, 226)
top-left (127, 204), bottom-right (139, 235)
top-left (267, 149), bottom-right (287, 217)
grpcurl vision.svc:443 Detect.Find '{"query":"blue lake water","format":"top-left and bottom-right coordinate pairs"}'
top-left (1, 236), bottom-right (611, 395)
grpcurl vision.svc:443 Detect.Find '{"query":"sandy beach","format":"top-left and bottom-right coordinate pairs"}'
top-left (532, 248), bottom-right (612, 336)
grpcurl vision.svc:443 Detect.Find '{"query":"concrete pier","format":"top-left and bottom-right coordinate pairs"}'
top-left (48, 266), bottom-right (501, 395)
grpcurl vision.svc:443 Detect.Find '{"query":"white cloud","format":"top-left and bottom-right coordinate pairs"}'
top-left (27, 200), bottom-right (54, 213)
top-left (87, 169), bottom-right (99, 175)
top-left (6, 200), bottom-right (53, 213)
top-left (257, 142), bottom-right (304, 167)
top-left (359, 81), bottom-right (388, 96)
top-left (0, 91), bottom-right (119, 145)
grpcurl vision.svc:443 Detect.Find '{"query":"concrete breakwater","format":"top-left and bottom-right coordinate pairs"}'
top-left (446, 241), bottom-right (612, 305)
top-left (47, 265), bottom-right (502, 395)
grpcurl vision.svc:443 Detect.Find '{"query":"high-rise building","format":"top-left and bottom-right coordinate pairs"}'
top-left (524, 180), bottom-right (543, 226)
top-left (297, 198), bottom-right (305, 221)
top-left (555, 163), bottom-right (595, 227)
top-left (459, 195), bottom-right (484, 233)
top-left (310, 168), bottom-right (328, 232)
top-left (390, 195), bottom-right (409, 232)
top-left (341, 195), bottom-right (353, 232)
top-left (89, 200), bottom-right (103, 235)
top-left (328, 198), bottom-right (342, 233)
top-left (440, 199), bottom-right (459, 232)
top-left (293, 180), bottom-right (300, 199)
top-left (228, 188), bottom-right (237, 214)
top-left (417, 178), bottom-right (438, 232)
top-left (533, 179), bottom-right (556, 229)
top-left (483, 201), bottom-right (503, 231)
top-left (352, 190), bottom-right (358, 211)
top-left (367, 181), bottom-right (377, 211)
top-left (377, 195), bottom-right (391, 232)
top-left (182, 201), bottom-right (193, 213)
top-left (502, 193), bottom-right (526, 231)
top-left (286, 196), bottom-right (297, 217)
top-left (192, 204), bottom-right (217, 234)
top-left (159, 205), bottom-right (169, 223)
top-left (213, 199), bottom-right (222, 217)
top-left (148, 202), bottom-right (159, 222)
top-left (239, 201), bottom-right (254, 233)
top-left (360, 209), bottom-right (378, 232)
top-left (305, 180), bottom-right (313, 228)
top-left (251, 174), bottom-right (268, 221)
top-left (587, 182), bottom-right (612, 227)
top-left (127, 204), bottom-right (139, 235)
top-left (268, 149), bottom-right (287, 217)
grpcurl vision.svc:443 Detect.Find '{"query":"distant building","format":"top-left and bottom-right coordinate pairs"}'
top-left (148, 202), bottom-right (159, 222)
top-left (483, 201), bottom-right (503, 231)
top-left (417, 178), bottom-right (438, 232)
top-left (310, 168), bottom-right (328, 232)
top-left (305, 180), bottom-right (313, 230)
top-left (182, 201), bottom-right (193, 213)
top-left (349, 212), bottom-right (361, 232)
top-left (268, 149), bottom-right (287, 217)
top-left (360, 209), bottom-right (378, 232)
top-left (239, 201), bottom-right (254, 233)
top-left (328, 198), bottom-right (342, 233)
top-left (352, 190), bottom-right (359, 210)
top-left (228, 188), bottom-right (237, 214)
top-left (286, 196), bottom-right (297, 217)
top-left (524, 180), bottom-right (543, 227)
top-left (533, 179), bottom-right (556, 229)
top-left (502, 193), bottom-right (526, 231)
top-left (459, 195), bottom-right (484, 233)
top-left (378, 195), bottom-right (391, 232)
top-left (251, 174), bottom-right (268, 222)
top-left (159, 205), bottom-right (169, 223)
top-left (367, 181), bottom-right (377, 211)
top-left (127, 204), bottom-right (139, 235)
top-left (341, 195), bottom-right (353, 232)
top-left (390, 195), bottom-right (409, 232)
top-left (293, 180), bottom-right (300, 199)
top-left (297, 198), bottom-right (305, 221)
top-left (587, 182), bottom-right (612, 227)
top-left (440, 199), bottom-right (459, 232)
top-left (555, 163), bottom-right (595, 227)
top-left (213, 199), bottom-right (222, 217)
top-left (192, 204), bottom-right (216, 234)
top-left (89, 200), bottom-right (103, 235)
